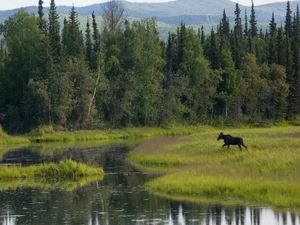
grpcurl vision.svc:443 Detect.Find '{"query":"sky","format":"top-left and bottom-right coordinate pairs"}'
top-left (0, 0), bottom-right (290, 10)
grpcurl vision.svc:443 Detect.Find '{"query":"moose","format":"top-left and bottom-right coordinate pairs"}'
top-left (217, 132), bottom-right (247, 150)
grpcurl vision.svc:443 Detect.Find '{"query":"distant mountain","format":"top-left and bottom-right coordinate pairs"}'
top-left (0, 0), bottom-right (299, 25)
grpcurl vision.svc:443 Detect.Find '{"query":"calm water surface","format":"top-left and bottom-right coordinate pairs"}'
top-left (0, 143), bottom-right (299, 225)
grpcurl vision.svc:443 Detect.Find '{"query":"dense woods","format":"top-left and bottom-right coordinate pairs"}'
top-left (0, 0), bottom-right (299, 133)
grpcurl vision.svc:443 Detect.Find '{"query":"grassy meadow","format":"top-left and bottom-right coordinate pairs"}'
top-left (128, 126), bottom-right (300, 209)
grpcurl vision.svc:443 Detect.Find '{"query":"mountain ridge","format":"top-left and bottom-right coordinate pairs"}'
top-left (0, 0), bottom-right (299, 24)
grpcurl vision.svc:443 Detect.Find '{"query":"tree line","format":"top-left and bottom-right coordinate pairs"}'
top-left (0, 0), bottom-right (299, 133)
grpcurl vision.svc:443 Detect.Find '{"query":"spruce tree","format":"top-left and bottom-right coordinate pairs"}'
top-left (220, 9), bottom-right (230, 49)
top-left (233, 3), bottom-right (243, 68)
top-left (48, 0), bottom-right (61, 62)
top-left (249, 0), bottom-right (257, 37)
top-left (38, 0), bottom-right (47, 33)
top-left (200, 26), bottom-right (205, 45)
top-left (207, 29), bottom-right (220, 70)
top-left (91, 11), bottom-right (101, 70)
top-left (85, 18), bottom-right (93, 69)
top-left (166, 32), bottom-right (177, 74)
top-left (234, 3), bottom-right (242, 40)
top-left (244, 10), bottom-right (249, 37)
top-left (289, 5), bottom-right (300, 115)
top-left (285, 0), bottom-right (293, 37)
top-left (276, 26), bottom-right (286, 65)
top-left (62, 6), bottom-right (84, 58)
top-left (268, 12), bottom-right (277, 64)
top-left (177, 23), bottom-right (186, 66)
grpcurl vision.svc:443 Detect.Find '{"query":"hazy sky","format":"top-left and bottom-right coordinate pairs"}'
top-left (0, 0), bottom-right (289, 10)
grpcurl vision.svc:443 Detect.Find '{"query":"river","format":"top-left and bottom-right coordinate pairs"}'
top-left (0, 142), bottom-right (299, 225)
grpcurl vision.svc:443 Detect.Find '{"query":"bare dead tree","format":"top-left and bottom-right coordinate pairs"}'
top-left (102, 0), bottom-right (125, 33)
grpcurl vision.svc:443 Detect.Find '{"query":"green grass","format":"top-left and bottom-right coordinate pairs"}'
top-left (128, 126), bottom-right (300, 209)
top-left (27, 125), bottom-right (209, 143)
top-left (0, 125), bottom-right (207, 145)
top-left (0, 160), bottom-right (104, 180)
top-left (0, 126), bottom-right (29, 145)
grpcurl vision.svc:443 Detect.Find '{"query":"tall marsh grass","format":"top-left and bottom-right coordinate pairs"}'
top-left (0, 160), bottom-right (104, 180)
top-left (129, 126), bottom-right (300, 209)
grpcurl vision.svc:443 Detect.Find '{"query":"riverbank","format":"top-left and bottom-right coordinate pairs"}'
top-left (0, 125), bottom-right (211, 145)
top-left (128, 126), bottom-right (300, 210)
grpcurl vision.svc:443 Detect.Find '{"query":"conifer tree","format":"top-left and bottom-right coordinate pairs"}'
top-left (276, 26), bottom-right (286, 65)
top-left (48, 0), bottom-right (61, 62)
top-left (289, 5), bottom-right (300, 115)
top-left (62, 6), bottom-right (84, 58)
top-left (38, 0), bottom-right (47, 33)
top-left (233, 3), bottom-right (243, 68)
top-left (220, 10), bottom-right (230, 49)
top-left (177, 23), bottom-right (186, 66)
top-left (206, 29), bottom-right (220, 70)
top-left (244, 10), bottom-right (249, 37)
top-left (85, 18), bottom-right (93, 69)
top-left (285, 0), bottom-right (293, 37)
top-left (249, 0), bottom-right (257, 37)
top-left (91, 11), bottom-right (101, 70)
top-left (200, 26), bottom-right (205, 45)
top-left (234, 4), bottom-right (242, 40)
top-left (166, 33), bottom-right (177, 74)
top-left (268, 13), bottom-right (277, 64)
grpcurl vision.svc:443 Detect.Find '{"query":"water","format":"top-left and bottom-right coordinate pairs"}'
top-left (0, 143), bottom-right (299, 225)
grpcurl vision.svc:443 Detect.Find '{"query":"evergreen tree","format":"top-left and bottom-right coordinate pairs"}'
top-left (85, 18), bottom-right (93, 69)
top-left (244, 10), bottom-right (249, 37)
top-left (276, 26), bottom-right (286, 65)
top-left (200, 26), bottom-right (205, 45)
top-left (234, 3), bottom-right (243, 40)
top-left (268, 13), bottom-right (277, 64)
top-left (233, 3), bottom-right (243, 68)
top-left (48, 0), bottom-right (61, 62)
top-left (249, 0), bottom-right (258, 37)
top-left (91, 11), bottom-right (101, 70)
top-left (285, 0), bottom-right (293, 37)
top-left (166, 32), bottom-right (178, 74)
top-left (177, 23), bottom-right (186, 66)
top-left (38, 0), bottom-right (47, 32)
top-left (289, 5), bottom-right (300, 115)
top-left (62, 6), bottom-right (84, 58)
top-left (206, 29), bottom-right (221, 70)
top-left (220, 9), bottom-right (230, 49)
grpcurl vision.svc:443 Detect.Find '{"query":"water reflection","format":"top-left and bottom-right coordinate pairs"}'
top-left (0, 211), bottom-right (17, 225)
top-left (0, 144), bottom-right (299, 225)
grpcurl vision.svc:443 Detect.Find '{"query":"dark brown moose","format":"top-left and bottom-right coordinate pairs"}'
top-left (217, 132), bottom-right (247, 150)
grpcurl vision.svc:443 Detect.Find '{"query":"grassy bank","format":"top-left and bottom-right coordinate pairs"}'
top-left (0, 127), bottom-right (29, 145)
top-left (0, 125), bottom-right (211, 145)
top-left (128, 126), bottom-right (300, 209)
top-left (0, 160), bottom-right (104, 180)
top-left (27, 126), bottom-right (210, 143)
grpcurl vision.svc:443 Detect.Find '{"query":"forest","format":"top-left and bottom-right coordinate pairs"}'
top-left (0, 0), bottom-right (299, 133)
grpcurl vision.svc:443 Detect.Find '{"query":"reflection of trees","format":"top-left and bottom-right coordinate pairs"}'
top-left (1, 211), bottom-right (16, 225)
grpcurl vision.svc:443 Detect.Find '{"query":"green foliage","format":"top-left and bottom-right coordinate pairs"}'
top-left (62, 6), bottom-right (84, 58)
top-left (48, 0), bottom-right (61, 62)
top-left (0, 2), bottom-right (299, 133)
